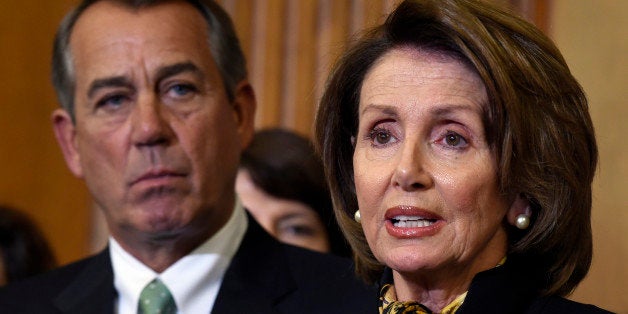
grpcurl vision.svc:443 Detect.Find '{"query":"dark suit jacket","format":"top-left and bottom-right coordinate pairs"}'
top-left (0, 216), bottom-right (376, 313)
top-left (378, 257), bottom-right (613, 314)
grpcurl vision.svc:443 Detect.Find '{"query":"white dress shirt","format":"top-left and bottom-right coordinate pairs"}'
top-left (110, 200), bottom-right (248, 314)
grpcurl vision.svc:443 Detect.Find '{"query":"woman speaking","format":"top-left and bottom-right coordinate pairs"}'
top-left (315, 0), bottom-right (610, 312)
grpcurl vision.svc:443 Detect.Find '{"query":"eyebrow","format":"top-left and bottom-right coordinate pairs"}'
top-left (278, 212), bottom-right (314, 222)
top-left (428, 103), bottom-right (482, 117)
top-left (360, 104), bottom-right (399, 117)
top-left (87, 76), bottom-right (133, 100)
top-left (361, 103), bottom-right (482, 117)
top-left (277, 209), bottom-right (319, 222)
top-left (154, 61), bottom-right (204, 83)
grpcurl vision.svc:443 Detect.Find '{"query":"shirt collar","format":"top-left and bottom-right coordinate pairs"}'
top-left (110, 198), bottom-right (248, 313)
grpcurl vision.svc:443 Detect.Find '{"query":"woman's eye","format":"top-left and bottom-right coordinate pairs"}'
top-left (368, 128), bottom-right (396, 146)
top-left (284, 225), bottom-right (315, 236)
top-left (443, 131), bottom-right (468, 148)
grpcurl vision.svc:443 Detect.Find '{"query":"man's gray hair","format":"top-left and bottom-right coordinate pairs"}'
top-left (51, 0), bottom-right (247, 122)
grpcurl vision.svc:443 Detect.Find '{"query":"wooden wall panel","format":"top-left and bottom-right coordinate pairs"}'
top-left (314, 0), bottom-right (351, 113)
top-left (220, 0), bottom-right (394, 137)
top-left (3, 2), bottom-right (622, 311)
top-left (282, 0), bottom-right (318, 134)
top-left (508, 0), bottom-right (550, 32)
top-left (250, 0), bottom-right (286, 129)
top-left (0, 0), bottom-right (91, 266)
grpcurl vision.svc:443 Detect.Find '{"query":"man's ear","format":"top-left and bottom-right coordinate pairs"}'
top-left (231, 81), bottom-right (256, 150)
top-left (506, 194), bottom-right (531, 226)
top-left (52, 109), bottom-right (84, 178)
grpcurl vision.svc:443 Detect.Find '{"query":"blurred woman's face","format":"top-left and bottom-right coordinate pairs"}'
top-left (353, 47), bottom-right (515, 288)
top-left (235, 169), bottom-right (330, 253)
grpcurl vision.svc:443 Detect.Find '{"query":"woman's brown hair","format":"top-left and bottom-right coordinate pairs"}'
top-left (315, 0), bottom-right (597, 296)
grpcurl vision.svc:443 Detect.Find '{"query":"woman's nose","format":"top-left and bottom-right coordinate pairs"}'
top-left (391, 141), bottom-right (433, 191)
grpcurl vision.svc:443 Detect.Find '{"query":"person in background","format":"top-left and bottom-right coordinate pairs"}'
top-left (315, 0), bottom-right (610, 312)
top-left (0, 0), bottom-right (375, 313)
top-left (0, 206), bottom-right (56, 286)
top-left (236, 128), bottom-right (351, 257)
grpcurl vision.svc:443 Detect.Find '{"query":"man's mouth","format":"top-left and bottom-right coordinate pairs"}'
top-left (130, 170), bottom-right (186, 186)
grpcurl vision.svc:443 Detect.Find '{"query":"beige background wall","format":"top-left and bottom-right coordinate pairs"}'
top-left (551, 1), bottom-right (628, 312)
top-left (0, 0), bottom-right (89, 266)
top-left (0, 0), bottom-right (625, 312)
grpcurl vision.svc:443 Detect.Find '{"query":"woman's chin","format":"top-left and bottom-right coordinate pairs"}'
top-left (379, 247), bottom-right (443, 275)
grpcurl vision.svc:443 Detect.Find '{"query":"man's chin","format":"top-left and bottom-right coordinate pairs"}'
top-left (129, 208), bottom-right (188, 238)
top-left (133, 185), bottom-right (188, 204)
top-left (131, 220), bottom-right (185, 242)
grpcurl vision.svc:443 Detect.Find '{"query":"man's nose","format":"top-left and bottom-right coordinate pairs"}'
top-left (130, 96), bottom-right (174, 147)
top-left (391, 140), bottom-right (433, 192)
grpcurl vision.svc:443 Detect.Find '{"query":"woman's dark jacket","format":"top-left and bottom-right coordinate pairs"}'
top-left (378, 257), bottom-right (613, 313)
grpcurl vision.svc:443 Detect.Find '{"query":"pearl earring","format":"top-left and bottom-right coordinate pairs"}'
top-left (354, 210), bottom-right (361, 223)
top-left (515, 214), bottom-right (530, 230)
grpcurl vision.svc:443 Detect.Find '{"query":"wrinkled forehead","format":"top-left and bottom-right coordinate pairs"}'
top-left (69, 1), bottom-right (216, 81)
top-left (69, 0), bottom-right (208, 49)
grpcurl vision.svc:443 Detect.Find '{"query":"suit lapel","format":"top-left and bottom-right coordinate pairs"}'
top-left (53, 249), bottom-right (115, 314)
top-left (212, 215), bottom-right (296, 314)
top-left (48, 218), bottom-right (296, 314)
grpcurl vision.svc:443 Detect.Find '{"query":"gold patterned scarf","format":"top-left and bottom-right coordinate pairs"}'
top-left (378, 283), bottom-right (466, 314)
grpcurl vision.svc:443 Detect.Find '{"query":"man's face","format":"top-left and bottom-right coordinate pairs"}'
top-left (53, 1), bottom-right (255, 245)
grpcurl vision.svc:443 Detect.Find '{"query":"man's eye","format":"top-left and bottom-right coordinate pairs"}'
top-left (168, 84), bottom-right (197, 97)
top-left (96, 94), bottom-right (127, 109)
top-left (443, 131), bottom-right (468, 148)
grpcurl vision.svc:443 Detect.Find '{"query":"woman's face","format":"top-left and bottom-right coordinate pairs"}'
top-left (353, 47), bottom-right (514, 282)
top-left (235, 169), bottom-right (330, 253)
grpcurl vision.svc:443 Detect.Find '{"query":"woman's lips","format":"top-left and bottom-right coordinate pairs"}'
top-left (384, 205), bottom-right (444, 238)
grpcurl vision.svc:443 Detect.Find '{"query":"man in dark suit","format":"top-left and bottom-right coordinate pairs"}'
top-left (0, 0), bottom-right (375, 313)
